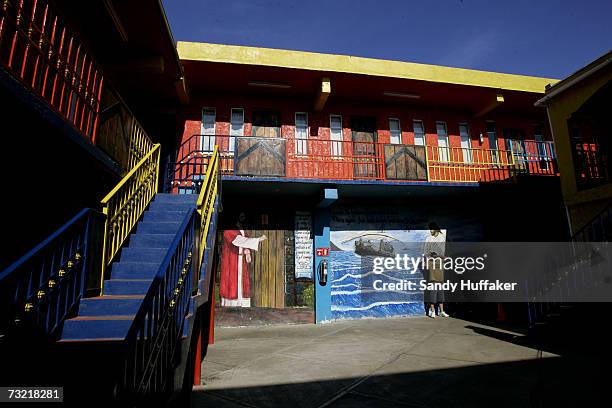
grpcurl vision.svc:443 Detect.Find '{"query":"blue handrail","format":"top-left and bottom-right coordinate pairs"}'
top-left (0, 208), bottom-right (104, 337)
top-left (120, 207), bottom-right (198, 401)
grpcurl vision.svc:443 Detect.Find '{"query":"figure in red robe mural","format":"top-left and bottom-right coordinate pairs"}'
top-left (220, 213), bottom-right (266, 307)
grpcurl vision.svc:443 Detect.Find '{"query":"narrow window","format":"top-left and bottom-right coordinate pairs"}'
top-left (459, 123), bottom-right (472, 163)
top-left (534, 125), bottom-right (550, 167)
top-left (413, 120), bottom-right (425, 146)
top-left (486, 122), bottom-right (499, 164)
top-left (389, 118), bottom-right (401, 144)
top-left (504, 128), bottom-right (526, 166)
top-left (534, 126), bottom-right (543, 142)
top-left (486, 122), bottom-right (498, 149)
top-left (330, 115), bottom-right (343, 156)
top-left (229, 108), bottom-right (244, 153)
top-left (201, 108), bottom-right (216, 152)
top-left (295, 112), bottom-right (308, 155)
top-left (436, 121), bottom-right (449, 161)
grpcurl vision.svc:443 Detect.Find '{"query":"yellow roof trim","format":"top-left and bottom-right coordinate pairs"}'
top-left (177, 41), bottom-right (558, 94)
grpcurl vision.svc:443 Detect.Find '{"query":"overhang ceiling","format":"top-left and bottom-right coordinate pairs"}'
top-left (54, 0), bottom-right (183, 109)
top-left (183, 60), bottom-right (547, 116)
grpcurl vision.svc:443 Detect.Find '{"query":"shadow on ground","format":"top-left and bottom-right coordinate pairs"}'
top-left (191, 314), bottom-right (609, 408)
top-left (192, 356), bottom-right (606, 407)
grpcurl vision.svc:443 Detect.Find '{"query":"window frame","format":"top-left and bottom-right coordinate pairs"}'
top-left (230, 108), bottom-right (245, 136)
top-left (295, 112), bottom-right (309, 155)
top-left (485, 121), bottom-right (500, 164)
top-left (329, 114), bottom-right (343, 157)
top-left (200, 107), bottom-right (216, 152)
top-left (485, 121), bottom-right (498, 149)
top-left (229, 108), bottom-right (244, 154)
top-left (435, 121), bottom-right (449, 161)
top-left (389, 118), bottom-right (402, 145)
top-left (458, 122), bottom-right (473, 163)
top-left (412, 119), bottom-right (425, 146)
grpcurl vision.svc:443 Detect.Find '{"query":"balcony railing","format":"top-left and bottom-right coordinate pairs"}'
top-left (166, 135), bottom-right (557, 192)
top-left (0, 0), bottom-right (153, 173)
top-left (1, 0), bottom-right (103, 139)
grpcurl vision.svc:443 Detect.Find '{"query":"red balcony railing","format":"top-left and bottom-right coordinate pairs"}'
top-left (1, 0), bottom-right (103, 140)
top-left (166, 135), bottom-right (557, 192)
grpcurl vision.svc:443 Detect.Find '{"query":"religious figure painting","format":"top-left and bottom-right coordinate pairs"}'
top-left (219, 212), bottom-right (267, 307)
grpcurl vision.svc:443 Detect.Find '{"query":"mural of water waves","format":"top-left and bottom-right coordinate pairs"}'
top-left (330, 243), bottom-right (426, 320)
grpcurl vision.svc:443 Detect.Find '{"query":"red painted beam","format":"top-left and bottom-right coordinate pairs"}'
top-left (193, 329), bottom-right (202, 386)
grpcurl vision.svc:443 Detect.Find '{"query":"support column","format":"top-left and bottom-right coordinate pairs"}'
top-left (193, 328), bottom-right (202, 385)
top-left (314, 188), bottom-right (337, 323)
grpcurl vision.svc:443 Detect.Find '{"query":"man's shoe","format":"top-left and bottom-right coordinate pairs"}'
top-left (428, 310), bottom-right (436, 318)
top-left (439, 311), bottom-right (449, 318)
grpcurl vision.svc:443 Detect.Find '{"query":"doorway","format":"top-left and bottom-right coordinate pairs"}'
top-left (351, 117), bottom-right (378, 178)
top-left (252, 110), bottom-right (281, 138)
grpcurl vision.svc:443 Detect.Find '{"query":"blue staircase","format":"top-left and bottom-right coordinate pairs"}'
top-left (59, 193), bottom-right (198, 342)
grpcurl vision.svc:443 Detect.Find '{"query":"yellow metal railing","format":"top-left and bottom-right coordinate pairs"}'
top-left (426, 146), bottom-right (515, 182)
top-left (127, 120), bottom-right (155, 170)
top-left (100, 144), bottom-right (161, 289)
top-left (195, 146), bottom-right (220, 276)
top-left (96, 87), bottom-right (154, 173)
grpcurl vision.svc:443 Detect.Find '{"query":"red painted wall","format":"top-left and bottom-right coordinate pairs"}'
top-left (172, 93), bottom-right (551, 185)
top-left (178, 94), bottom-right (549, 146)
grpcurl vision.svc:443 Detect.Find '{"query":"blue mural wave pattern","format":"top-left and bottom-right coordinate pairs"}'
top-left (330, 249), bottom-right (425, 320)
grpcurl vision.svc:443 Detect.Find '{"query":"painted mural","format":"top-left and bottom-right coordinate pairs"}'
top-left (219, 213), bottom-right (267, 308)
top-left (217, 210), bottom-right (315, 311)
top-left (330, 230), bottom-right (432, 319)
top-left (329, 204), bottom-right (481, 321)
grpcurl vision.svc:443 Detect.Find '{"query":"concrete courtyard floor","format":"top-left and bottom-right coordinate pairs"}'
top-left (191, 316), bottom-right (606, 407)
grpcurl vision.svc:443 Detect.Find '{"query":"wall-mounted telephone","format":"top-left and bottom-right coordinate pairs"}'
top-left (317, 258), bottom-right (328, 286)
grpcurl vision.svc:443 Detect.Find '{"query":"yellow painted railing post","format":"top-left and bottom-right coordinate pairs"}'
top-left (424, 145), bottom-right (431, 182)
top-left (99, 144), bottom-right (161, 294)
top-left (155, 144), bottom-right (161, 191)
top-left (100, 206), bottom-right (110, 294)
top-left (195, 146), bottom-right (220, 288)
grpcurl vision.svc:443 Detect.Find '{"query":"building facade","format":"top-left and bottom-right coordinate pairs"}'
top-left (1, 1), bottom-right (595, 402)
top-left (536, 51), bottom-right (612, 240)
top-left (168, 42), bottom-right (566, 324)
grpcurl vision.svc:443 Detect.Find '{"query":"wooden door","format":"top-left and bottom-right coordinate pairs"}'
top-left (235, 137), bottom-right (286, 176)
top-left (352, 117), bottom-right (378, 178)
top-left (250, 228), bottom-right (286, 308)
top-left (384, 144), bottom-right (427, 180)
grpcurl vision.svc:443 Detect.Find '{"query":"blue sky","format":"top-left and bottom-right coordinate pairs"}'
top-left (162, 0), bottom-right (612, 79)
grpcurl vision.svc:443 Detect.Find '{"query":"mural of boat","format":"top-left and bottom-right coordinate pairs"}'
top-left (354, 238), bottom-right (395, 257)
